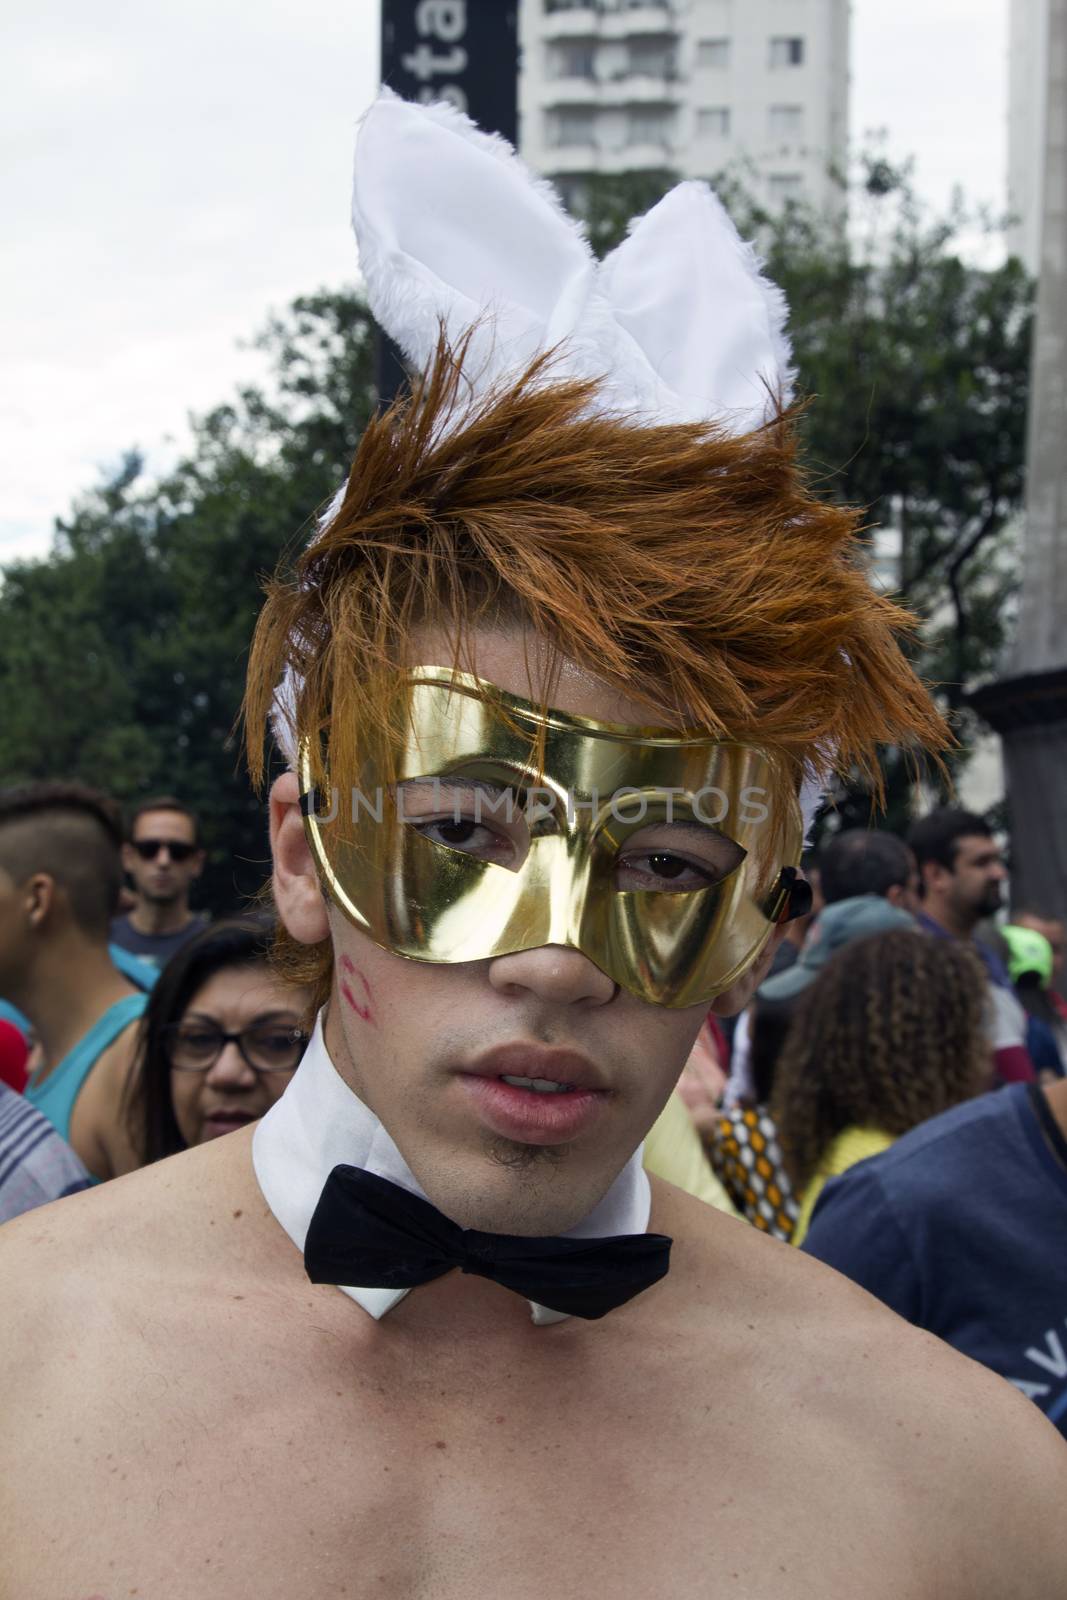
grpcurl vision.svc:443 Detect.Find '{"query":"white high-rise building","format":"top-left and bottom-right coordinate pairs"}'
top-left (519, 0), bottom-right (850, 215)
top-left (1008, 0), bottom-right (1049, 274)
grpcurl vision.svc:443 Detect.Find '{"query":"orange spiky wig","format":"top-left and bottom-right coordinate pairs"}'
top-left (243, 343), bottom-right (944, 1007)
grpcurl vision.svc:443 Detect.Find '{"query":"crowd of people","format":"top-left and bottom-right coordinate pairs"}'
top-left (2, 779), bottom-right (1065, 1440)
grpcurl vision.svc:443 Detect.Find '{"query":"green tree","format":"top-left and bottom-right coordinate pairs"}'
top-left (0, 293), bottom-right (377, 911)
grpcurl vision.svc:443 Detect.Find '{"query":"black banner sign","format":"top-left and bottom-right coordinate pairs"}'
top-left (381, 0), bottom-right (519, 144)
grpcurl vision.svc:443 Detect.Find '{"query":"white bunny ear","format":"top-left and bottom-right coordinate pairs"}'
top-left (352, 91), bottom-right (599, 384)
top-left (598, 181), bottom-right (795, 433)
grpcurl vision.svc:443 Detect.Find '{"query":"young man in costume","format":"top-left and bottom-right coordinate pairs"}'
top-left (2, 96), bottom-right (1065, 1598)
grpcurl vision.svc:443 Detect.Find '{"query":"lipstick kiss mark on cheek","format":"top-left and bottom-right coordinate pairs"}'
top-left (341, 980), bottom-right (371, 1023)
top-left (340, 954), bottom-right (376, 1025)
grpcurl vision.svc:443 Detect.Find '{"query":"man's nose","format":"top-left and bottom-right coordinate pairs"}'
top-left (487, 944), bottom-right (617, 1007)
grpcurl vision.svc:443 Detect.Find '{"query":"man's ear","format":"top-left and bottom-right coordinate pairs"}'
top-left (709, 925), bottom-right (787, 1019)
top-left (23, 873), bottom-right (57, 931)
top-left (190, 848), bottom-right (206, 882)
top-left (120, 841), bottom-right (138, 879)
top-left (270, 772), bottom-right (330, 945)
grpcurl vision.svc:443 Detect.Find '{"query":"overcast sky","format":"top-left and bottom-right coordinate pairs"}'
top-left (1, 0), bottom-right (1009, 566)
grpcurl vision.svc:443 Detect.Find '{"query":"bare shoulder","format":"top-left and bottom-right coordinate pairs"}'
top-left (653, 1180), bottom-right (1067, 1599)
top-left (0, 1129), bottom-right (277, 1411)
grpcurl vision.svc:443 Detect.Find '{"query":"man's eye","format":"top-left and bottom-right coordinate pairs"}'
top-left (412, 818), bottom-right (516, 866)
top-left (614, 823), bottom-right (746, 893)
top-left (616, 852), bottom-right (720, 892)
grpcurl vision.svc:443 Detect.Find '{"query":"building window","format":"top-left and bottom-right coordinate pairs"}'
top-left (697, 37), bottom-right (730, 69)
top-left (549, 108), bottom-right (598, 147)
top-left (551, 42), bottom-right (598, 79)
top-left (626, 105), bottom-right (673, 145)
top-left (768, 36), bottom-right (805, 67)
top-left (768, 172), bottom-right (804, 201)
top-left (626, 40), bottom-right (676, 75)
top-left (697, 106), bottom-right (730, 137)
top-left (768, 104), bottom-right (803, 139)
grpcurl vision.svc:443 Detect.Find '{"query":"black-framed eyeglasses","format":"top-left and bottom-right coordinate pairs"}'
top-left (132, 838), bottom-right (197, 863)
top-left (164, 1022), bottom-right (309, 1075)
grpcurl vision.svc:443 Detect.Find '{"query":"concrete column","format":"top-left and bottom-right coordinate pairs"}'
top-left (971, 0), bottom-right (1067, 924)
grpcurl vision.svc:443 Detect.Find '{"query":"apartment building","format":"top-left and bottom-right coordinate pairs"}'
top-left (519, 0), bottom-right (850, 214)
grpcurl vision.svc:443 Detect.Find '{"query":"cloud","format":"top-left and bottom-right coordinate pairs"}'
top-left (1, 0), bottom-right (379, 560)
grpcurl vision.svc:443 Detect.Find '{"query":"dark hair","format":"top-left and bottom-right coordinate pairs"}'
top-left (818, 829), bottom-right (913, 906)
top-left (125, 916), bottom-right (308, 1163)
top-left (128, 795), bottom-right (201, 848)
top-left (770, 929), bottom-right (989, 1191)
top-left (907, 807), bottom-right (992, 874)
top-left (0, 781), bottom-right (123, 937)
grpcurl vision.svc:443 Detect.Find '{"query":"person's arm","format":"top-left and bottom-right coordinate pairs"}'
top-left (940, 1360), bottom-right (1067, 1599)
top-left (74, 1024), bottom-right (146, 1180)
top-left (800, 1165), bottom-right (923, 1324)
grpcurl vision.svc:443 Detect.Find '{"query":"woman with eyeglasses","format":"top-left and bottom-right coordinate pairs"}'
top-left (124, 918), bottom-right (312, 1162)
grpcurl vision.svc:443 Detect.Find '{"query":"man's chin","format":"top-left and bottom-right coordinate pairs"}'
top-left (414, 1146), bottom-right (620, 1239)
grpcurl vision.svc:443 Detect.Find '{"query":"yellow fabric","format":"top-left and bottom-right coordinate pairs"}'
top-left (792, 1125), bottom-right (894, 1247)
top-left (643, 1091), bottom-right (740, 1218)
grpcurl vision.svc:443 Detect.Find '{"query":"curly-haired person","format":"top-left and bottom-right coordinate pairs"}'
top-left (773, 929), bottom-right (990, 1245)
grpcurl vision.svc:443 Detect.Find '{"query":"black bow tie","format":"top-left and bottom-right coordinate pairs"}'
top-left (304, 1165), bottom-right (672, 1321)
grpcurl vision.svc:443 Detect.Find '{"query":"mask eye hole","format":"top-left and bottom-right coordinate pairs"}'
top-left (615, 824), bottom-right (747, 894)
top-left (396, 778), bottom-right (532, 872)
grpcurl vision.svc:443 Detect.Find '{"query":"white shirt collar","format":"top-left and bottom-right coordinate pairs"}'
top-left (252, 1012), bottom-right (651, 1326)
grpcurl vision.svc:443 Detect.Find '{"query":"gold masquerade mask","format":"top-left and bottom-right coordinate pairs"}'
top-left (300, 669), bottom-right (805, 1008)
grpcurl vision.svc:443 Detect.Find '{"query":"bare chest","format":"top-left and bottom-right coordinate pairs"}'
top-left (9, 1299), bottom-right (944, 1600)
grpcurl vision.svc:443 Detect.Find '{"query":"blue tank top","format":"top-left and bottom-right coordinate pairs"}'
top-left (24, 994), bottom-right (149, 1167)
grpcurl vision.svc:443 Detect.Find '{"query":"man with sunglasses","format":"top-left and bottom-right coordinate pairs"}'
top-left (110, 795), bottom-right (208, 969)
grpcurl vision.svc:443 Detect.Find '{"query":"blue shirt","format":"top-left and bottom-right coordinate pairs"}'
top-left (802, 1085), bottom-right (1067, 1437)
top-left (23, 993), bottom-right (148, 1161)
top-left (913, 910), bottom-right (1012, 984)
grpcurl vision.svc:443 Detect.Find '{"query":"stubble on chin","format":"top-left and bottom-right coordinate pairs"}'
top-left (483, 1136), bottom-right (565, 1174)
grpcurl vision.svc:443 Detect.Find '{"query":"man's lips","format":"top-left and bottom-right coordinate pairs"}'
top-left (459, 1042), bottom-right (608, 1092)
top-left (454, 1044), bottom-right (609, 1144)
